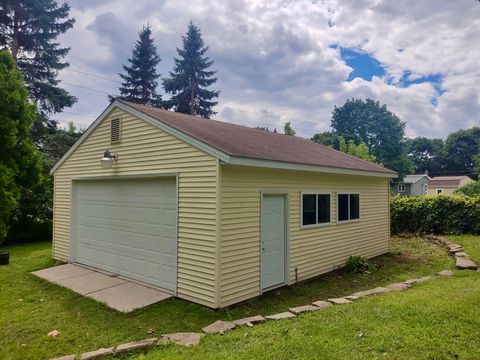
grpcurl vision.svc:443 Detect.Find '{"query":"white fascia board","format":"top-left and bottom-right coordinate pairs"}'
top-left (224, 156), bottom-right (398, 178)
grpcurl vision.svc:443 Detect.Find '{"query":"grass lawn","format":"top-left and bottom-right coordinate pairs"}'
top-left (129, 271), bottom-right (480, 360)
top-left (449, 235), bottom-right (480, 263)
top-left (0, 236), bottom-right (455, 360)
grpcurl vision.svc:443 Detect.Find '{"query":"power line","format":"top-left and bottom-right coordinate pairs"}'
top-left (68, 68), bottom-right (122, 84)
top-left (62, 81), bottom-right (111, 95)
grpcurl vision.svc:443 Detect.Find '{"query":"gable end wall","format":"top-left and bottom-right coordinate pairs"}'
top-left (53, 108), bottom-right (219, 307)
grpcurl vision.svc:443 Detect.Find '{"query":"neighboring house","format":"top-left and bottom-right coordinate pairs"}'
top-left (393, 174), bottom-right (430, 196)
top-left (427, 176), bottom-right (475, 195)
top-left (50, 100), bottom-right (397, 308)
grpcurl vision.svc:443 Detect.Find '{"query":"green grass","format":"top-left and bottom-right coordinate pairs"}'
top-left (130, 271), bottom-right (480, 360)
top-left (0, 237), bottom-right (453, 360)
top-left (448, 235), bottom-right (480, 263)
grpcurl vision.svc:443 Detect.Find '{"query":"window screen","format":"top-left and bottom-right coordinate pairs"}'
top-left (338, 194), bottom-right (349, 222)
top-left (349, 194), bottom-right (360, 220)
top-left (302, 194), bottom-right (316, 226)
top-left (302, 193), bottom-right (330, 227)
top-left (317, 194), bottom-right (330, 224)
top-left (338, 193), bottom-right (360, 222)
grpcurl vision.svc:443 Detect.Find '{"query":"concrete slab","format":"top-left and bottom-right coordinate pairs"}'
top-left (56, 271), bottom-right (127, 295)
top-left (33, 264), bottom-right (92, 282)
top-left (87, 282), bottom-right (172, 312)
top-left (33, 264), bottom-right (172, 312)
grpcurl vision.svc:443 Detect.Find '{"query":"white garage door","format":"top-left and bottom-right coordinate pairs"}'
top-left (73, 178), bottom-right (177, 292)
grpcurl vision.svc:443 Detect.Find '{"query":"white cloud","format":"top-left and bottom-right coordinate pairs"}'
top-left (56, 0), bottom-right (480, 139)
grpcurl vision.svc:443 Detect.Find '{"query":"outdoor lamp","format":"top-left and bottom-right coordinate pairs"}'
top-left (100, 150), bottom-right (118, 169)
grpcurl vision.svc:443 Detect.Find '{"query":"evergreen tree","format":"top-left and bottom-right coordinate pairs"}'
top-left (0, 0), bottom-right (76, 142)
top-left (0, 51), bottom-right (41, 242)
top-left (117, 25), bottom-right (163, 106)
top-left (163, 22), bottom-right (219, 118)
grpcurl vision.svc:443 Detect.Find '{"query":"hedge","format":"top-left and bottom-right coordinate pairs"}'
top-left (391, 195), bottom-right (480, 235)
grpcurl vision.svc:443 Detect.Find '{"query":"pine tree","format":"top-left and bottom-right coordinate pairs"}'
top-left (117, 25), bottom-right (163, 106)
top-left (0, 0), bottom-right (76, 141)
top-left (163, 22), bottom-right (219, 118)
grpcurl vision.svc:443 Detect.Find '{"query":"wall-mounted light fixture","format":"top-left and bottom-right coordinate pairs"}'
top-left (100, 150), bottom-right (118, 169)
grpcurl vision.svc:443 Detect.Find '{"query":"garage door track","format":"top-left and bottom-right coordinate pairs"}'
top-left (32, 264), bottom-right (172, 312)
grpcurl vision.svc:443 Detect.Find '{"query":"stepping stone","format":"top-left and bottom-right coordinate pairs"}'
top-left (403, 276), bottom-right (433, 285)
top-left (202, 320), bottom-right (236, 334)
top-left (312, 300), bottom-right (333, 308)
top-left (328, 298), bottom-right (352, 305)
top-left (448, 245), bottom-right (464, 254)
top-left (345, 295), bottom-right (360, 301)
top-left (161, 333), bottom-right (203, 347)
top-left (438, 270), bottom-right (454, 276)
top-left (456, 258), bottom-right (478, 270)
top-left (265, 312), bottom-right (296, 320)
top-left (352, 287), bottom-right (390, 298)
top-left (116, 338), bottom-right (157, 353)
top-left (289, 305), bottom-right (320, 314)
top-left (232, 315), bottom-right (265, 326)
top-left (455, 252), bottom-right (468, 258)
top-left (50, 356), bottom-right (75, 360)
top-left (80, 347), bottom-right (114, 360)
top-left (386, 283), bottom-right (411, 291)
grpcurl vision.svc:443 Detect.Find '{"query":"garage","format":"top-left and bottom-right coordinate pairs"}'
top-left (72, 177), bottom-right (177, 292)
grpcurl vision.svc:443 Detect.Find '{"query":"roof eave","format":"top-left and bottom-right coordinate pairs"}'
top-left (224, 156), bottom-right (398, 178)
top-left (50, 100), bottom-right (397, 179)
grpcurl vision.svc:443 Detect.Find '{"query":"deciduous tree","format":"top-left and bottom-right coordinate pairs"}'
top-left (330, 98), bottom-right (412, 176)
top-left (0, 51), bottom-right (41, 242)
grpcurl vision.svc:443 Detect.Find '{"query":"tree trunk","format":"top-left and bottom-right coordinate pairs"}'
top-left (190, 85), bottom-right (195, 116)
top-left (11, 7), bottom-right (19, 63)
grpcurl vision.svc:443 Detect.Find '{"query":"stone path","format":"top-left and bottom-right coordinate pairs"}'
top-left (51, 235), bottom-right (478, 360)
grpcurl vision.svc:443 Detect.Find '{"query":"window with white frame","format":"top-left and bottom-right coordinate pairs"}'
top-left (301, 193), bottom-right (331, 227)
top-left (397, 183), bottom-right (406, 192)
top-left (338, 193), bottom-right (360, 222)
top-left (424, 184), bottom-right (428, 194)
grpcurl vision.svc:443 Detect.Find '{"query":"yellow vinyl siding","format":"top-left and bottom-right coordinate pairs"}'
top-left (53, 108), bottom-right (218, 307)
top-left (219, 165), bottom-right (390, 307)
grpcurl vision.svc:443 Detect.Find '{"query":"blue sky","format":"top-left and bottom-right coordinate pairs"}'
top-left (338, 47), bottom-right (445, 107)
top-left (58, 0), bottom-right (480, 139)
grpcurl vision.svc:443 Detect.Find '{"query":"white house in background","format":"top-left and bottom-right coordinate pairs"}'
top-left (428, 176), bottom-right (475, 195)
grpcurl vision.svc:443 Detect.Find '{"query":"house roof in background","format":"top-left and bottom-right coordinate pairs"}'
top-left (403, 174), bottom-right (430, 184)
top-left (121, 101), bottom-right (396, 176)
top-left (428, 176), bottom-right (471, 187)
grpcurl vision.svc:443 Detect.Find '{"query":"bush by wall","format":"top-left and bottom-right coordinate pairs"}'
top-left (391, 195), bottom-right (480, 235)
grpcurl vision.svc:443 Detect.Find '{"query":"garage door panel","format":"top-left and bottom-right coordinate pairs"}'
top-left (74, 178), bottom-right (177, 291)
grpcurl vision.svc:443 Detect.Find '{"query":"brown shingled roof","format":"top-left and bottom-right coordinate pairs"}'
top-left (121, 100), bottom-right (396, 176)
top-left (428, 176), bottom-right (469, 187)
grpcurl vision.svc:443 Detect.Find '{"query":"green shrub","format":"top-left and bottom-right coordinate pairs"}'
top-left (345, 256), bottom-right (373, 273)
top-left (454, 181), bottom-right (480, 196)
top-left (391, 194), bottom-right (480, 235)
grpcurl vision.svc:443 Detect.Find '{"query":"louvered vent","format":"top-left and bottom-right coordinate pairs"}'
top-left (111, 118), bottom-right (121, 143)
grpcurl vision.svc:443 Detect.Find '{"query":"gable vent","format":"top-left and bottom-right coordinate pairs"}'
top-left (111, 118), bottom-right (121, 143)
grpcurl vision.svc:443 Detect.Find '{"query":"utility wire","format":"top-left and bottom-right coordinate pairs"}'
top-left (62, 81), bottom-right (111, 95)
top-left (68, 68), bottom-right (122, 84)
